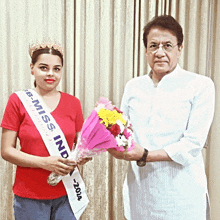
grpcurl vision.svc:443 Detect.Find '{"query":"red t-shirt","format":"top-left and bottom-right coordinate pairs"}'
top-left (1, 92), bottom-right (84, 199)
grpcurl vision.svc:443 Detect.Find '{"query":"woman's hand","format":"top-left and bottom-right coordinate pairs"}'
top-left (40, 156), bottom-right (76, 176)
top-left (77, 157), bottom-right (92, 165)
top-left (108, 143), bottom-right (144, 161)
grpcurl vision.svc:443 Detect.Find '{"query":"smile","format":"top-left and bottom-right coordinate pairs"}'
top-left (45, 79), bottom-right (55, 84)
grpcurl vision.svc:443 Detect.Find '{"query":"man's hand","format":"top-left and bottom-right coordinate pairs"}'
top-left (108, 143), bottom-right (144, 161)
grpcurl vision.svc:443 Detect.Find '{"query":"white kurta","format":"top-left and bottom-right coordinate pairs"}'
top-left (121, 65), bottom-right (215, 220)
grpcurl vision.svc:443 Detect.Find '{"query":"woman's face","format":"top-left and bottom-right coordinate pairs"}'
top-left (30, 53), bottom-right (63, 93)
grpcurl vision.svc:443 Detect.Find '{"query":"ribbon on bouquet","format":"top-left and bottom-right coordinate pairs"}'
top-left (15, 89), bottom-right (89, 220)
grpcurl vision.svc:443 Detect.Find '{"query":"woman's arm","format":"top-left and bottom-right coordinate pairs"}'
top-left (1, 128), bottom-right (76, 175)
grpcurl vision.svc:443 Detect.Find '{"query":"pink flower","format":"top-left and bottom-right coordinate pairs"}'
top-left (96, 97), bottom-right (114, 111)
top-left (123, 129), bottom-right (131, 139)
top-left (109, 124), bottom-right (121, 136)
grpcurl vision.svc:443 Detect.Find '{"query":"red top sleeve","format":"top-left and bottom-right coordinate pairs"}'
top-left (1, 93), bottom-right (22, 132)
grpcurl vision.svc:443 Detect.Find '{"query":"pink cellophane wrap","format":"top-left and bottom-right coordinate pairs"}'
top-left (71, 110), bottom-right (118, 160)
top-left (71, 97), bottom-right (135, 161)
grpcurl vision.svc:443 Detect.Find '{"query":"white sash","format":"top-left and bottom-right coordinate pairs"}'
top-left (15, 89), bottom-right (89, 220)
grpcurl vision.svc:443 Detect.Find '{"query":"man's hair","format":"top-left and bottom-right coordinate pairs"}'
top-left (143, 15), bottom-right (183, 49)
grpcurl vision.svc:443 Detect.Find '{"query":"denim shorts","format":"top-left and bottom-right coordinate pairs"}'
top-left (13, 195), bottom-right (76, 220)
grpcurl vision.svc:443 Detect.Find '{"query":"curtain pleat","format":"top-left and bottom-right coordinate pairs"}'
top-left (0, 0), bottom-right (219, 219)
top-left (208, 0), bottom-right (220, 218)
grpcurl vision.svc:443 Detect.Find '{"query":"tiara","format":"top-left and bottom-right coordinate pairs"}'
top-left (29, 42), bottom-right (64, 57)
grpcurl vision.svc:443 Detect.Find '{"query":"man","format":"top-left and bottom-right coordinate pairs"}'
top-left (108, 15), bottom-right (215, 220)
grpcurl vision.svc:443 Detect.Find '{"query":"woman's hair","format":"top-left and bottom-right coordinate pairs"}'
top-left (31, 48), bottom-right (64, 87)
top-left (143, 15), bottom-right (183, 49)
top-left (31, 48), bottom-right (63, 65)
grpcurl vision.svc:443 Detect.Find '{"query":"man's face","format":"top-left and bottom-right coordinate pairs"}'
top-left (145, 28), bottom-right (183, 76)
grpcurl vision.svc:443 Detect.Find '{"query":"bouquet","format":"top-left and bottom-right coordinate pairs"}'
top-left (47, 97), bottom-right (134, 186)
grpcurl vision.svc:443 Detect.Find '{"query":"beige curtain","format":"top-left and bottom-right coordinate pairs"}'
top-left (0, 0), bottom-right (219, 219)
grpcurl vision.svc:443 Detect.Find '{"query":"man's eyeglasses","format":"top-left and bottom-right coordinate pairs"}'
top-left (148, 43), bottom-right (178, 53)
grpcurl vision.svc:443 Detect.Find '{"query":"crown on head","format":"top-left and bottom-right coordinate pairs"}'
top-left (29, 42), bottom-right (64, 58)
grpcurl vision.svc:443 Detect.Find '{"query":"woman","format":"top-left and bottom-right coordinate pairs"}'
top-left (1, 43), bottom-right (89, 219)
